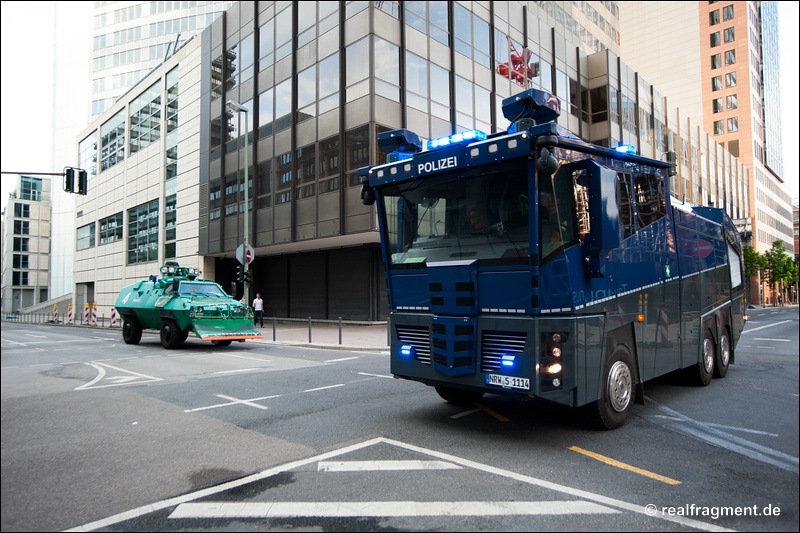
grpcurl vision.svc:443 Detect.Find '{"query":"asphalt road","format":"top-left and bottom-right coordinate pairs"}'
top-left (1, 306), bottom-right (797, 532)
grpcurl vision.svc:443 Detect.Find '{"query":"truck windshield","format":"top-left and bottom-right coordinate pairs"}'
top-left (380, 159), bottom-right (530, 265)
top-left (178, 282), bottom-right (227, 297)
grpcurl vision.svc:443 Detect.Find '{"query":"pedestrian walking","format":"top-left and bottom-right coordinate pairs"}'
top-left (252, 292), bottom-right (264, 327)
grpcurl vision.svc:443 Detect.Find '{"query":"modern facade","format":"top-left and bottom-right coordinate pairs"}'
top-left (45, 1), bottom-right (235, 302)
top-left (90, 1), bottom-right (236, 118)
top-left (72, 1), bottom-right (752, 322)
top-left (1, 176), bottom-right (52, 313)
top-left (619, 0), bottom-right (794, 306)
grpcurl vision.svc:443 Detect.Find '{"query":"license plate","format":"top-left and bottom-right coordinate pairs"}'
top-left (485, 373), bottom-right (530, 390)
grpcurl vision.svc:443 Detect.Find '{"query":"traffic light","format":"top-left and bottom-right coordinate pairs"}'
top-left (64, 168), bottom-right (74, 193)
top-left (236, 264), bottom-right (244, 282)
top-left (63, 167), bottom-right (88, 195)
top-left (243, 270), bottom-right (252, 284)
top-left (77, 169), bottom-right (88, 195)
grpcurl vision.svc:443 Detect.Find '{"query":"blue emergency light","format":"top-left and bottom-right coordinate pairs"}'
top-left (426, 129), bottom-right (487, 150)
top-left (615, 144), bottom-right (636, 154)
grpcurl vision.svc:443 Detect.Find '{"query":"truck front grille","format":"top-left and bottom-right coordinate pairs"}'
top-left (396, 325), bottom-right (431, 364)
top-left (480, 330), bottom-right (527, 372)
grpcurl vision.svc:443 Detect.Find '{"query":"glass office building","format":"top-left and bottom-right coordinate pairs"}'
top-left (73, 1), bottom-right (749, 321)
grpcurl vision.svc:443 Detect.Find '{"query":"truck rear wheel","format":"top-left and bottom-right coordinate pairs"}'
top-left (686, 330), bottom-right (715, 386)
top-left (435, 385), bottom-right (484, 405)
top-left (585, 346), bottom-right (635, 430)
top-left (160, 320), bottom-right (184, 349)
top-left (714, 329), bottom-right (730, 379)
top-left (122, 317), bottom-right (142, 345)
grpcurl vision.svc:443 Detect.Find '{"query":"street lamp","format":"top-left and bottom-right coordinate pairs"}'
top-left (226, 100), bottom-right (250, 306)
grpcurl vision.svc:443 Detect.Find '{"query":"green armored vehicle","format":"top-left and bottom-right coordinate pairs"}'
top-left (115, 261), bottom-right (262, 349)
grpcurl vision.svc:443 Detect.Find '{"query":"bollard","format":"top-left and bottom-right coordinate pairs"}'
top-left (339, 317), bottom-right (343, 345)
top-left (387, 315), bottom-right (391, 345)
top-left (308, 316), bottom-right (312, 342)
top-left (272, 317), bottom-right (276, 341)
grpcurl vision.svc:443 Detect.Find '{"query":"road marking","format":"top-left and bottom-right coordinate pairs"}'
top-left (740, 320), bottom-right (791, 333)
top-left (214, 368), bottom-right (260, 374)
top-left (75, 362), bottom-right (163, 390)
top-left (357, 372), bottom-right (393, 379)
top-left (216, 394), bottom-right (270, 411)
top-left (169, 500), bottom-right (619, 519)
top-left (219, 353), bottom-right (272, 363)
top-left (325, 356), bottom-right (360, 362)
top-left (318, 460), bottom-right (462, 471)
top-left (569, 446), bottom-right (681, 485)
top-left (185, 393), bottom-right (282, 413)
top-left (451, 408), bottom-right (481, 419)
top-left (650, 403), bottom-right (799, 473)
top-left (302, 384), bottom-right (344, 393)
top-left (64, 437), bottom-right (736, 533)
top-left (1, 338), bottom-right (27, 346)
top-left (475, 402), bottom-right (510, 422)
top-left (652, 417), bottom-right (780, 437)
top-left (752, 337), bottom-right (790, 342)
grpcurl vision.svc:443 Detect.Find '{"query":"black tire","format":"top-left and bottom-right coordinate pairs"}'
top-left (584, 346), bottom-right (636, 430)
top-left (211, 340), bottom-right (232, 347)
top-left (714, 329), bottom-right (730, 379)
top-left (160, 320), bottom-right (184, 349)
top-left (688, 330), bottom-right (715, 386)
top-left (435, 385), bottom-right (484, 405)
top-left (122, 317), bottom-right (142, 345)
top-left (180, 329), bottom-right (190, 343)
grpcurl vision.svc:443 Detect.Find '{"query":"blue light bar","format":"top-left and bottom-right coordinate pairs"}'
top-left (501, 355), bottom-right (516, 367)
top-left (426, 129), bottom-right (487, 150)
top-left (400, 344), bottom-right (415, 358)
top-left (615, 144), bottom-right (636, 154)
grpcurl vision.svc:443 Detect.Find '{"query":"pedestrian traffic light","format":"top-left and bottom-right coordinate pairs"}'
top-left (243, 270), bottom-right (252, 284)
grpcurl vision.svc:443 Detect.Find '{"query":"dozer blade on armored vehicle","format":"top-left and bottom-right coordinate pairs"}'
top-left (115, 261), bottom-right (262, 349)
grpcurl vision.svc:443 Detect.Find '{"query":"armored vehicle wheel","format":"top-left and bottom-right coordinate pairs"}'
top-left (122, 317), bottom-right (142, 345)
top-left (434, 385), bottom-right (484, 405)
top-left (584, 346), bottom-right (635, 430)
top-left (160, 320), bottom-right (184, 349)
top-left (211, 340), bottom-right (232, 347)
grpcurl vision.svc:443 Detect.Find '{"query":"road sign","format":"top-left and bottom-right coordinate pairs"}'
top-left (693, 239), bottom-right (713, 258)
top-left (236, 244), bottom-right (256, 265)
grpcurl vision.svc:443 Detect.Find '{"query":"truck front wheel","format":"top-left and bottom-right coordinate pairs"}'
top-left (585, 346), bottom-right (635, 430)
top-left (160, 320), bottom-right (184, 349)
top-left (122, 317), bottom-right (142, 345)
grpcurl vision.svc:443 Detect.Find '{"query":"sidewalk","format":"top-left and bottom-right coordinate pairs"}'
top-left (3, 316), bottom-right (390, 352)
top-left (247, 320), bottom-right (390, 351)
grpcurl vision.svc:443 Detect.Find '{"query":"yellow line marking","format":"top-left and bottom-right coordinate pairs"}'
top-left (569, 446), bottom-right (681, 485)
top-left (474, 402), bottom-right (510, 422)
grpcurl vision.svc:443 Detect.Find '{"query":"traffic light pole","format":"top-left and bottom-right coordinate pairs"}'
top-left (243, 109), bottom-right (250, 308)
top-left (227, 100), bottom-right (250, 308)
